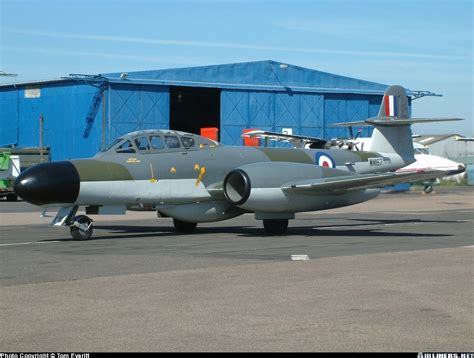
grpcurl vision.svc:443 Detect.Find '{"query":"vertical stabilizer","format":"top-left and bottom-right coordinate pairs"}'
top-left (330, 84), bottom-right (461, 167)
top-left (377, 85), bottom-right (410, 119)
top-left (368, 124), bottom-right (414, 163)
top-left (369, 86), bottom-right (414, 164)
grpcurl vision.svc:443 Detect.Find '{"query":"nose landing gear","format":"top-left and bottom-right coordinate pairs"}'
top-left (70, 215), bottom-right (94, 240)
top-left (50, 206), bottom-right (94, 240)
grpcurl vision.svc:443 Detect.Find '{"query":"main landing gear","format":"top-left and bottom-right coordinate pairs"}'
top-left (256, 213), bottom-right (292, 235)
top-left (263, 219), bottom-right (289, 235)
top-left (173, 218), bottom-right (197, 234)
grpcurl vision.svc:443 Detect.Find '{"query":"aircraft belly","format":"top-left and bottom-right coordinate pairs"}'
top-left (157, 201), bottom-right (245, 223)
top-left (76, 179), bottom-right (211, 205)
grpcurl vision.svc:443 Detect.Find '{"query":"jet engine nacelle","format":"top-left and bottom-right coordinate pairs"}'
top-left (223, 162), bottom-right (320, 213)
top-left (223, 162), bottom-right (372, 213)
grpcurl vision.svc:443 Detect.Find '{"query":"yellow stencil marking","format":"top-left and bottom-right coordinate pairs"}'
top-left (149, 163), bottom-right (157, 183)
top-left (195, 166), bottom-right (206, 187)
top-left (170, 166), bottom-right (177, 174)
top-left (194, 163), bottom-right (200, 171)
top-left (126, 157), bottom-right (141, 163)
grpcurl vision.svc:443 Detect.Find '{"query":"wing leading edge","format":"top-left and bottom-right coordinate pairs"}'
top-left (330, 117), bottom-right (462, 128)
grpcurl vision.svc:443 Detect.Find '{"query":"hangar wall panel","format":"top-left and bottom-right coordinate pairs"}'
top-left (221, 89), bottom-right (325, 146)
top-left (220, 90), bottom-right (249, 145)
top-left (20, 84), bottom-right (103, 161)
top-left (344, 95), bottom-right (369, 138)
top-left (0, 90), bottom-right (19, 146)
top-left (274, 92), bottom-right (299, 128)
top-left (323, 95), bottom-right (346, 139)
top-left (299, 94), bottom-right (324, 137)
top-left (0, 83), bottom-right (103, 161)
top-left (249, 92), bottom-right (273, 126)
top-left (220, 91), bottom-right (383, 143)
top-left (109, 84), bottom-right (169, 141)
top-left (324, 94), bottom-right (375, 139)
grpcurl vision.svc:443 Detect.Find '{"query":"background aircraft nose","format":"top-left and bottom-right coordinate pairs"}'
top-left (13, 161), bottom-right (80, 206)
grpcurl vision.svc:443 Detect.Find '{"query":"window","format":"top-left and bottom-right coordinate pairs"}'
top-left (180, 136), bottom-right (195, 148)
top-left (164, 135), bottom-right (181, 149)
top-left (115, 140), bottom-right (136, 153)
top-left (134, 137), bottom-right (150, 151)
top-left (414, 147), bottom-right (429, 155)
top-left (150, 136), bottom-right (164, 150)
top-left (101, 137), bottom-right (123, 152)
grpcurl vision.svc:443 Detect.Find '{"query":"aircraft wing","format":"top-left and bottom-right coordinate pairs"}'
top-left (281, 169), bottom-right (446, 193)
top-left (330, 117), bottom-right (463, 127)
top-left (242, 130), bottom-right (327, 148)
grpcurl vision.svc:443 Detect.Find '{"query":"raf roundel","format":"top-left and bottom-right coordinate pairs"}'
top-left (315, 152), bottom-right (336, 168)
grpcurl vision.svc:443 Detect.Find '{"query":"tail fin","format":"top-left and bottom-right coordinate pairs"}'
top-left (330, 85), bottom-right (462, 166)
top-left (377, 85), bottom-right (410, 119)
top-left (370, 85), bottom-right (413, 160)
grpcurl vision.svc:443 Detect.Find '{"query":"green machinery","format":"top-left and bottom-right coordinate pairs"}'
top-left (0, 151), bottom-right (19, 201)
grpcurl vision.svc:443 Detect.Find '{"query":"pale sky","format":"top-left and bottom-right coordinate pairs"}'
top-left (1, 0), bottom-right (472, 135)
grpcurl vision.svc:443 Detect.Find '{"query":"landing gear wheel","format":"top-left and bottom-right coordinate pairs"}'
top-left (424, 185), bottom-right (433, 194)
top-left (173, 218), bottom-right (197, 234)
top-left (70, 215), bottom-right (93, 240)
top-left (263, 219), bottom-right (289, 235)
top-left (6, 193), bottom-right (17, 201)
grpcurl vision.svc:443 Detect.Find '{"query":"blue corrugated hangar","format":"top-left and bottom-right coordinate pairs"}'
top-left (0, 60), bottom-right (429, 161)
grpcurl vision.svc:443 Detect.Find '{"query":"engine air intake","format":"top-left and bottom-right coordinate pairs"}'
top-left (223, 169), bottom-right (251, 205)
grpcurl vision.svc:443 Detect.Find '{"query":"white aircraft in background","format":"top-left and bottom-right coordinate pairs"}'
top-left (331, 135), bottom-right (465, 192)
top-left (395, 142), bottom-right (465, 193)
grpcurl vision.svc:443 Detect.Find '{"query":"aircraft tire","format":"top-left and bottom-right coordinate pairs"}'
top-left (263, 219), bottom-right (288, 235)
top-left (6, 193), bottom-right (18, 201)
top-left (173, 218), bottom-right (197, 234)
top-left (70, 215), bottom-right (93, 240)
top-left (424, 185), bottom-right (433, 194)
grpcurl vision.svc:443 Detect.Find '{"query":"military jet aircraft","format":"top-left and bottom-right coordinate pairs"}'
top-left (242, 127), bottom-right (363, 150)
top-left (242, 129), bottom-right (328, 149)
top-left (14, 85), bottom-right (460, 240)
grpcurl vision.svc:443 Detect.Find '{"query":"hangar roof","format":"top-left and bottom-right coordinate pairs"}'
top-left (102, 60), bottom-right (392, 95)
top-left (1, 60), bottom-right (434, 97)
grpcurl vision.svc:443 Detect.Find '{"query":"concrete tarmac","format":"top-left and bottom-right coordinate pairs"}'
top-left (0, 187), bottom-right (473, 351)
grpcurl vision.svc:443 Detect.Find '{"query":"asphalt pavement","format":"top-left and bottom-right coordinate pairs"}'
top-left (0, 187), bottom-right (473, 351)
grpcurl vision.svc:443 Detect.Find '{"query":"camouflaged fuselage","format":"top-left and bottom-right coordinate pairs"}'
top-left (72, 145), bottom-right (405, 187)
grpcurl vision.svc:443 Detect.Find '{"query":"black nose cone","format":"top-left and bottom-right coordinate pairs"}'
top-left (14, 161), bottom-right (80, 206)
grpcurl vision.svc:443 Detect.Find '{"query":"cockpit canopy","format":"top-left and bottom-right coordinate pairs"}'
top-left (413, 142), bottom-right (430, 155)
top-left (99, 129), bottom-right (219, 155)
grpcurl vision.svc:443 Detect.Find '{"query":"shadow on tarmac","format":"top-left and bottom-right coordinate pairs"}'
top-left (38, 217), bottom-right (454, 242)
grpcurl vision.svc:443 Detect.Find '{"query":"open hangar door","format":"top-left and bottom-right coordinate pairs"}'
top-left (169, 86), bottom-right (221, 137)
